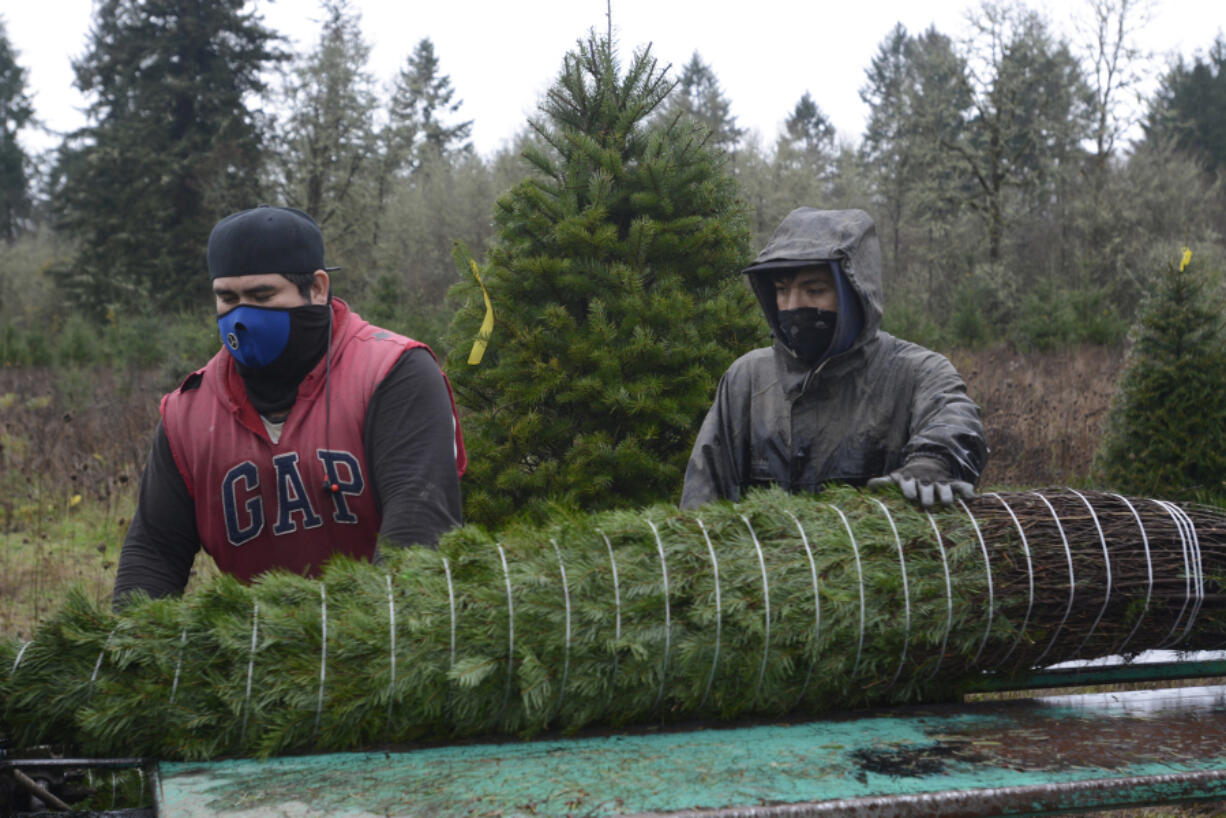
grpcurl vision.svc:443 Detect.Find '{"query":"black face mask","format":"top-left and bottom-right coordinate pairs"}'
top-left (232, 304), bottom-right (332, 415)
top-left (777, 307), bottom-right (837, 365)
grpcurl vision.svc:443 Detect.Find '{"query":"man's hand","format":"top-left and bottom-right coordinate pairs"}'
top-left (867, 456), bottom-right (975, 508)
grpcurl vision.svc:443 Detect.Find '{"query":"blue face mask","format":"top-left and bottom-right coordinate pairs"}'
top-left (217, 305), bottom-right (294, 369)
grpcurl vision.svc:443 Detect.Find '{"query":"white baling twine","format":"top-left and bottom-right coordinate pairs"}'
top-left (786, 511), bottom-right (821, 709)
top-left (169, 628), bottom-right (188, 705)
top-left (1154, 500), bottom-right (1204, 648)
top-left (442, 557), bottom-right (457, 672)
top-left (549, 539), bottom-right (573, 720)
top-left (1184, 504), bottom-right (1204, 641)
top-left (10, 640), bottom-right (31, 677)
top-left (1109, 493), bottom-right (1153, 656)
top-left (1181, 505), bottom-right (1211, 647)
top-left (1068, 489), bottom-right (1112, 660)
top-left (924, 513), bottom-right (954, 681)
top-left (596, 529), bottom-right (622, 713)
top-left (646, 519), bottom-right (673, 712)
top-left (956, 498), bottom-right (994, 667)
top-left (240, 602), bottom-right (259, 745)
top-left (314, 583), bottom-right (328, 740)
top-left (1170, 502), bottom-right (1205, 645)
top-left (986, 492), bottom-right (1034, 670)
top-left (496, 544), bottom-right (516, 723)
top-left (1029, 492), bottom-right (1075, 667)
top-left (695, 518), bottom-right (722, 710)
top-left (1151, 499), bottom-right (1193, 648)
top-left (89, 628), bottom-right (118, 697)
top-left (385, 574), bottom-right (396, 733)
top-left (827, 505), bottom-right (865, 682)
top-left (871, 499), bottom-right (910, 690)
top-left (740, 515), bottom-right (772, 707)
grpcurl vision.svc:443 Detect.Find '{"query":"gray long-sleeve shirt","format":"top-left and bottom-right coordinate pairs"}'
top-left (114, 348), bottom-right (461, 602)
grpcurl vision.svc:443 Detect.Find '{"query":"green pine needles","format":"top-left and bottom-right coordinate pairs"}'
top-left (444, 32), bottom-right (764, 527)
top-left (1097, 249), bottom-right (1226, 501)
top-left (3, 486), bottom-right (1223, 760)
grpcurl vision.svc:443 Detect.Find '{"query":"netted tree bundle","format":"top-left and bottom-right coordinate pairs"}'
top-left (2, 486), bottom-right (1223, 760)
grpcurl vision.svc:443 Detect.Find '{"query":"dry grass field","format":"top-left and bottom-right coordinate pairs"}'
top-left (954, 343), bottom-right (1126, 488)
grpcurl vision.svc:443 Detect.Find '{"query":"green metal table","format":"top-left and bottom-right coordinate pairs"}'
top-left (155, 680), bottom-right (1226, 817)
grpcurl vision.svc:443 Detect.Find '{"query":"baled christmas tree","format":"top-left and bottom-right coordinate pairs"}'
top-left (445, 32), bottom-right (765, 527)
top-left (3, 486), bottom-right (1224, 760)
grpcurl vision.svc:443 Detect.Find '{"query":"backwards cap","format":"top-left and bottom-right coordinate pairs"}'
top-left (207, 205), bottom-right (333, 280)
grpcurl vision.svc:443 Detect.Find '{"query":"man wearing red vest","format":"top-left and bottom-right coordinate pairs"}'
top-left (114, 206), bottom-right (466, 601)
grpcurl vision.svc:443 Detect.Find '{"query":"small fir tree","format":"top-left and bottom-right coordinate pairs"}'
top-left (445, 32), bottom-right (763, 527)
top-left (1096, 250), bottom-right (1226, 499)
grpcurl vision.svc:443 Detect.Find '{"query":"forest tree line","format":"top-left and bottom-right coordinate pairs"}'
top-left (0, 0), bottom-right (1224, 368)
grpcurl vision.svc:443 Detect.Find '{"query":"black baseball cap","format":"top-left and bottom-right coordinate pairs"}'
top-left (207, 205), bottom-right (338, 279)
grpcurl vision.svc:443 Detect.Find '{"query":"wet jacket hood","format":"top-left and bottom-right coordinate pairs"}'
top-left (743, 208), bottom-right (884, 364)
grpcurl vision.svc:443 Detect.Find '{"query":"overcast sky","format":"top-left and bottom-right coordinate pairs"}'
top-left (6, 0), bottom-right (1223, 158)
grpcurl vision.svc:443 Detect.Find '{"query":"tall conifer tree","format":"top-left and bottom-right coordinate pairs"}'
top-left (0, 18), bottom-right (33, 244)
top-left (445, 32), bottom-right (763, 527)
top-left (1144, 35), bottom-right (1226, 178)
top-left (659, 52), bottom-right (745, 154)
top-left (270, 0), bottom-right (378, 276)
top-left (50, 0), bottom-right (280, 315)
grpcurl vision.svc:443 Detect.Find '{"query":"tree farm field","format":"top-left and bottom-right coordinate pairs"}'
top-left (0, 343), bottom-right (1124, 638)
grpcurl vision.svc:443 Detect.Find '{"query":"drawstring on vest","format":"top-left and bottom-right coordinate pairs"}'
top-left (322, 295), bottom-right (340, 497)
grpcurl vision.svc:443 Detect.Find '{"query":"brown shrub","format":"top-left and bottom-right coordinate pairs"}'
top-left (0, 368), bottom-right (161, 528)
top-left (952, 344), bottom-right (1125, 488)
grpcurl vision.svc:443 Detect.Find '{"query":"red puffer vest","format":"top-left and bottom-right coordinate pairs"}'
top-left (161, 298), bottom-right (466, 582)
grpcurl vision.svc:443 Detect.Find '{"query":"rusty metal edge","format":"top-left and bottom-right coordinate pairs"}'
top-left (0, 758), bottom-right (152, 770)
top-left (628, 769), bottom-right (1226, 818)
top-left (967, 659), bottom-right (1226, 692)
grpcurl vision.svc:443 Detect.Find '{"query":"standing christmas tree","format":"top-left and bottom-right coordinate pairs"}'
top-left (445, 32), bottom-right (764, 527)
top-left (1096, 249), bottom-right (1226, 500)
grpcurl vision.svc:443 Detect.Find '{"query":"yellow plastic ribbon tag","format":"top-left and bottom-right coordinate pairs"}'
top-left (1180, 247), bottom-right (1192, 272)
top-left (468, 259), bottom-right (494, 365)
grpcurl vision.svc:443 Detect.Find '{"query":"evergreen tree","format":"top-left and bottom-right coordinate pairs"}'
top-left (957, 5), bottom-right (1092, 266)
top-left (1096, 250), bottom-right (1226, 500)
top-left (1144, 35), bottom-right (1226, 178)
top-left (50, 0), bottom-right (281, 316)
top-left (389, 38), bottom-right (473, 163)
top-left (371, 37), bottom-right (472, 253)
top-left (781, 92), bottom-right (834, 160)
top-left (658, 52), bottom-right (745, 154)
top-left (445, 32), bottom-right (763, 527)
top-left (270, 0), bottom-right (378, 277)
top-left (774, 92), bottom-right (835, 194)
top-left (738, 93), bottom-right (837, 249)
top-left (0, 18), bottom-right (34, 244)
top-left (859, 24), bottom-right (971, 312)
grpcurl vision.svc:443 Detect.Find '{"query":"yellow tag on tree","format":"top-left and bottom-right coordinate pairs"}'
top-left (468, 259), bottom-right (495, 365)
top-left (1180, 247), bottom-right (1192, 272)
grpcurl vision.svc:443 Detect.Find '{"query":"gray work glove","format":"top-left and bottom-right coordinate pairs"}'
top-left (867, 456), bottom-right (975, 508)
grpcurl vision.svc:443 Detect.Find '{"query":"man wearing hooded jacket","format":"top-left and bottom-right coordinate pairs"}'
top-left (113, 206), bottom-right (466, 602)
top-left (680, 208), bottom-right (985, 509)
